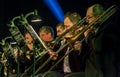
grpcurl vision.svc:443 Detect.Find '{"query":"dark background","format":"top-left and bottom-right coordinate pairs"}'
top-left (0, 0), bottom-right (120, 40)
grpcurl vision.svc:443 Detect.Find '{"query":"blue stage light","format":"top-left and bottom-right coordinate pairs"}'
top-left (44, 0), bottom-right (64, 22)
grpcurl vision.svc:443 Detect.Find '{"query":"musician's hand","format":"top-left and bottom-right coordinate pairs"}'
top-left (84, 28), bottom-right (91, 37)
top-left (48, 51), bottom-right (58, 60)
top-left (26, 55), bottom-right (31, 60)
top-left (74, 41), bottom-right (82, 51)
top-left (26, 51), bottom-right (31, 60)
top-left (13, 48), bottom-right (18, 58)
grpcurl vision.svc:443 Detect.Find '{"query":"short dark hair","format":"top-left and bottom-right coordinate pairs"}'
top-left (39, 26), bottom-right (54, 38)
top-left (64, 12), bottom-right (82, 24)
top-left (56, 22), bottom-right (65, 30)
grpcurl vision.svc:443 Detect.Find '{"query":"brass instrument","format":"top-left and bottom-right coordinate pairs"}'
top-left (51, 17), bottom-right (86, 47)
top-left (41, 4), bottom-right (118, 77)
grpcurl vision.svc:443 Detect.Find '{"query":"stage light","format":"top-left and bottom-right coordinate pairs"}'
top-left (44, 0), bottom-right (64, 22)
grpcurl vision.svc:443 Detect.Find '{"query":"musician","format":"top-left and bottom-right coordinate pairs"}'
top-left (33, 25), bottom-right (60, 77)
top-left (83, 4), bottom-right (120, 77)
top-left (23, 30), bottom-right (53, 74)
top-left (45, 22), bottom-right (66, 76)
top-left (25, 31), bottom-right (34, 54)
top-left (24, 31), bottom-right (34, 59)
top-left (38, 25), bottom-right (58, 59)
top-left (56, 22), bottom-right (66, 37)
top-left (17, 31), bottom-right (35, 76)
top-left (54, 12), bottom-right (85, 77)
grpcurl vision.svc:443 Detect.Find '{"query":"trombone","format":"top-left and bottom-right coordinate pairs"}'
top-left (41, 4), bottom-right (118, 77)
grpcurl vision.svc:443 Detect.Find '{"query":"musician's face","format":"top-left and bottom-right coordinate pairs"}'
top-left (64, 17), bottom-right (74, 30)
top-left (39, 31), bottom-right (53, 42)
top-left (86, 7), bottom-right (95, 24)
top-left (25, 33), bottom-right (33, 44)
top-left (56, 25), bottom-right (65, 36)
